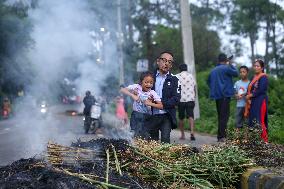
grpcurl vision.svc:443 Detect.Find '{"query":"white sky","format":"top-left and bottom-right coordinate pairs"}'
top-left (190, 0), bottom-right (284, 67)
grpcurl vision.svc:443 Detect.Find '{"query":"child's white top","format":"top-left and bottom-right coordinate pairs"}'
top-left (127, 84), bottom-right (161, 114)
top-left (234, 80), bottom-right (250, 107)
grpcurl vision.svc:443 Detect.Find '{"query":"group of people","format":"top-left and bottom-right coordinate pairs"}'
top-left (120, 51), bottom-right (180, 143)
top-left (84, 51), bottom-right (269, 144)
top-left (208, 54), bottom-right (269, 143)
top-left (120, 51), bottom-right (199, 143)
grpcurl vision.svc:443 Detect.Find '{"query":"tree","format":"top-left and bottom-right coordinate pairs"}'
top-left (0, 2), bottom-right (34, 96)
top-left (131, 0), bottom-right (180, 71)
top-left (231, 0), bottom-right (264, 65)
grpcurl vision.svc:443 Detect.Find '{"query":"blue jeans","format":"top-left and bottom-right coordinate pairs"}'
top-left (130, 111), bottom-right (150, 138)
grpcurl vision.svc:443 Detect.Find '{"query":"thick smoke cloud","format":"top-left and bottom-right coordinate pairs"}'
top-left (28, 0), bottom-right (118, 98)
top-left (3, 0), bottom-right (124, 159)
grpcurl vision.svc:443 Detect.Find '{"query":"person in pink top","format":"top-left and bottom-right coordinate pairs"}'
top-left (120, 71), bottom-right (163, 138)
top-left (115, 95), bottom-right (128, 124)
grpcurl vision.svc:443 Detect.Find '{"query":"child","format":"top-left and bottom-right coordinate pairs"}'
top-left (234, 66), bottom-right (250, 139)
top-left (120, 71), bottom-right (163, 138)
top-left (115, 95), bottom-right (128, 125)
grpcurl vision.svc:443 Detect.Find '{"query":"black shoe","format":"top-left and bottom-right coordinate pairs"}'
top-left (218, 138), bottom-right (225, 142)
top-left (190, 134), bottom-right (196, 141)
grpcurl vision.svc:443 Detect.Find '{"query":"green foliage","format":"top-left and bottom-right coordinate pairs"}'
top-left (0, 1), bottom-right (33, 95)
top-left (268, 114), bottom-right (284, 144)
top-left (191, 70), bottom-right (284, 144)
top-left (152, 25), bottom-right (183, 71)
top-left (268, 77), bottom-right (284, 115)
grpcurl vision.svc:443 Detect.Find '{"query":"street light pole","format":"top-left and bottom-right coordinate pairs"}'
top-left (117, 0), bottom-right (124, 85)
top-left (180, 0), bottom-right (200, 118)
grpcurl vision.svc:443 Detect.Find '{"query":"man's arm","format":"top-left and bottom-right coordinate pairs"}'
top-left (161, 77), bottom-right (181, 109)
top-left (226, 65), bottom-right (238, 77)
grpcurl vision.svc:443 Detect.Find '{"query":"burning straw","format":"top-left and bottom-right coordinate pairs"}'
top-left (47, 138), bottom-right (254, 189)
top-left (0, 139), bottom-right (255, 189)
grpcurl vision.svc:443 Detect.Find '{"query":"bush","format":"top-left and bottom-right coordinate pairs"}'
top-left (185, 70), bottom-right (284, 144)
top-left (268, 114), bottom-right (284, 144)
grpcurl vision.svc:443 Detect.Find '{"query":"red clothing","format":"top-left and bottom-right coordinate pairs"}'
top-left (116, 97), bottom-right (127, 120)
top-left (245, 73), bottom-right (268, 143)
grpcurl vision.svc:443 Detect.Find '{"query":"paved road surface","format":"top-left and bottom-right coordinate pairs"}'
top-left (0, 104), bottom-right (217, 166)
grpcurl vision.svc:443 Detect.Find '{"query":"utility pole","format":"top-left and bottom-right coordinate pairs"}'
top-left (117, 0), bottom-right (124, 85)
top-left (180, 0), bottom-right (200, 118)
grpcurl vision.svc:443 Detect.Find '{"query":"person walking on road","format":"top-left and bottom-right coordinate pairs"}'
top-left (207, 53), bottom-right (238, 142)
top-left (176, 64), bottom-right (196, 141)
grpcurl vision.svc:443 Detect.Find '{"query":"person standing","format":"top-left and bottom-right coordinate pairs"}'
top-left (115, 95), bottom-right (128, 125)
top-left (120, 71), bottom-right (163, 138)
top-left (244, 60), bottom-right (269, 143)
top-left (234, 66), bottom-right (250, 138)
top-left (83, 91), bottom-right (96, 134)
top-left (176, 64), bottom-right (196, 140)
top-left (146, 51), bottom-right (181, 143)
top-left (83, 91), bottom-right (96, 117)
top-left (207, 53), bottom-right (238, 142)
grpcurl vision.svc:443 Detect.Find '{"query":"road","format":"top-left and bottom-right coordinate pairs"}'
top-left (0, 104), bottom-right (85, 166)
top-left (0, 104), bottom-right (217, 166)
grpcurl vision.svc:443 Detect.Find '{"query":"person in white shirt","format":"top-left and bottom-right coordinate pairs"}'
top-left (176, 64), bottom-right (196, 141)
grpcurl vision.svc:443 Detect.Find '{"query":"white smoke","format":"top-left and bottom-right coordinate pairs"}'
top-left (27, 0), bottom-right (118, 97)
top-left (2, 0), bottom-right (124, 162)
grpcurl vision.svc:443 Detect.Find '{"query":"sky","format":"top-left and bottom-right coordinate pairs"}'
top-left (190, 0), bottom-right (284, 67)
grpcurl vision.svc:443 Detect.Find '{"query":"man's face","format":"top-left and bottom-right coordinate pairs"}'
top-left (157, 53), bottom-right (173, 74)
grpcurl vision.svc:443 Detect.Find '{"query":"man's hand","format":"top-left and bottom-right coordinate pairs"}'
top-left (132, 89), bottom-right (138, 96)
top-left (148, 94), bottom-right (154, 102)
top-left (144, 99), bottom-right (152, 106)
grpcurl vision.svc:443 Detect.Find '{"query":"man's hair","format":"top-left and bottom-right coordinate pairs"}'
top-left (239, 65), bottom-right (249, 72)
top-left (159, 51), bottom-right (174, 59)
top-left (139, 71), bottom-right (154, 84)
top-left (218, 53), bottom-right (233, 62)
top-left (86, 90), bottom-right (91, 96)
top-left (179, 64), bottom-right (187, 72)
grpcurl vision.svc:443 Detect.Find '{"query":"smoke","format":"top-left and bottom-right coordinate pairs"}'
top-left (2, 0), bottom-right (131, 161)
top-left (27, 0), bottom-right (118, 98)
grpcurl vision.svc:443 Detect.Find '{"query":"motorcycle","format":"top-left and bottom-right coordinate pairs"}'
top-left (84, 102), bottom-right (102, 134)
top-left (39, 101), bottom-right (48, 117)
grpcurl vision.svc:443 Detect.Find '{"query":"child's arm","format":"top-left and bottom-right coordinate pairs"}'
top-left (120, 88), bottom-right (139, 101)
top-left (144, 100), bottom-right (163, 109)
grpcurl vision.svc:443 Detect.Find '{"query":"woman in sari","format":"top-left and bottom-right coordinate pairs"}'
top-left (244, 59), bottom-right (268, 143)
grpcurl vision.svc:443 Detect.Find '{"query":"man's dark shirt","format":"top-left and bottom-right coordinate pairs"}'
top-left (152, 70), bottom-right (181, 128)
top-left (83, 95), bottom-right (96, 116)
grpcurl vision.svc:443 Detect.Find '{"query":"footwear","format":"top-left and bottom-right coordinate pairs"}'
top-left (218, 138), bottom-right (226, 142)
top-left (95, 128), bottom-right (103, 134)
top-left (190, 134), bottom-right (196, 141)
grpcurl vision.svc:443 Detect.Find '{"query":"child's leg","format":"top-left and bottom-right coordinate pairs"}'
top-left (235, 107), bottom-right (243, 139)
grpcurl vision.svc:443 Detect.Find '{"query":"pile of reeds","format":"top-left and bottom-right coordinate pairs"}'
top-left (46, 139), bottom-right (151, 189)
top-left (46, 139), bottom-right (255, 189)
top-left (121, 139), bottom-right (255, 189)
top-left (47, 142), bottom-right (101, 165)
